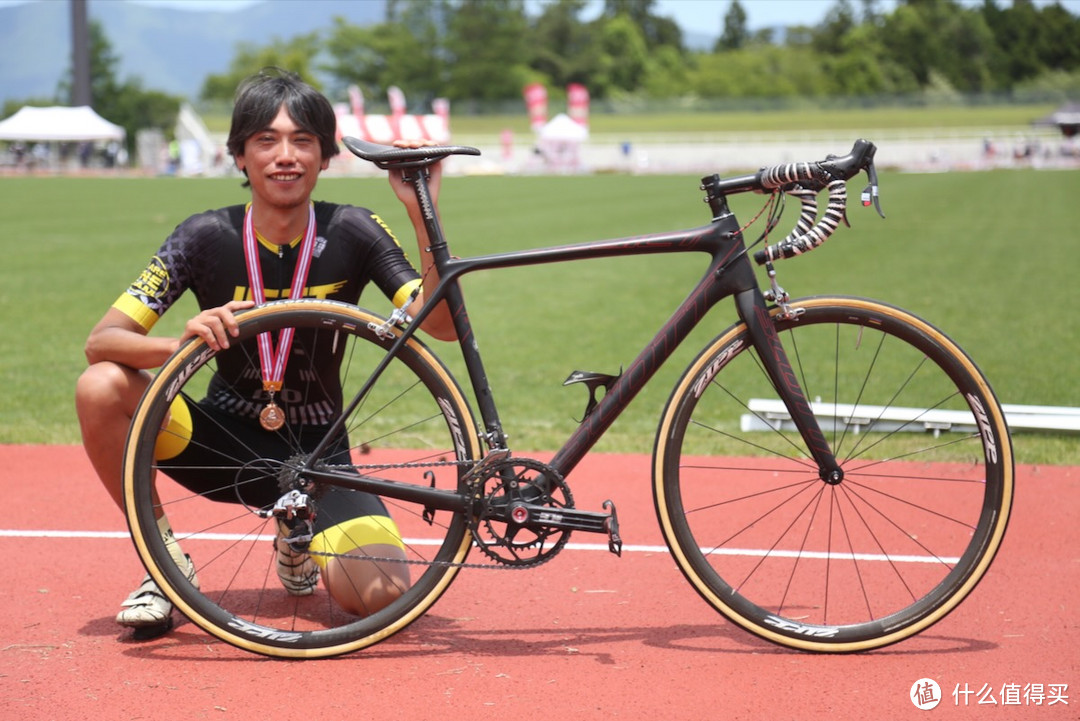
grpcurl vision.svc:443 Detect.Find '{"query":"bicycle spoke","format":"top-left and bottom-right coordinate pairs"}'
top-left (690, 416), bottom-right (817, 468)
top-left (777, 485), bottom-right (828, 616)
top-left (656, 298), bottom-right (1011, 650)
top-left (125, 302), bottom-right (479, 656)
top-left (842, 476), bottom-right (980, 530)
top-left (694, 476), bottom-right (820, 552)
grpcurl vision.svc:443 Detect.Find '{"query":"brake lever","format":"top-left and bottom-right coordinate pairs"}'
top-left (861, 161), bottom-right (885, 218)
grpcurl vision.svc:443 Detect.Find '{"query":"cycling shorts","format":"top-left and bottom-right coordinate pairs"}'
top-left (153, 394), bottom-right (403, 565)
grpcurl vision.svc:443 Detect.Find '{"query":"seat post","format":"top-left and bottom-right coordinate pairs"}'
top-left (403, 166), bottom-right (453, 265)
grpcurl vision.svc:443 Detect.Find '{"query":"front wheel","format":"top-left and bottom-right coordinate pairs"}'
top-left (654, 296), bottom-right (1013, 652)
top-left (122, 300), bottom-right (481, 658)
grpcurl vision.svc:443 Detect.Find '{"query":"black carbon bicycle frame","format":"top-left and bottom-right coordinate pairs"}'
top-left (304, 171), bottom-right (840, 508)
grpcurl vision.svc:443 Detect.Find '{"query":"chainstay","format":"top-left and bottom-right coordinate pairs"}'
top-left (316, 459), bottom-right (563, 571)
top-left (325, 459), bottom-right (475, 471)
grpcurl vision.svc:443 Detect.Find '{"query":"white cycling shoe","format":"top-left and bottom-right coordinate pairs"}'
top-left (116, 555), bottom-right (198, 637)
top-left (276, 531), bottom-right (320, 596)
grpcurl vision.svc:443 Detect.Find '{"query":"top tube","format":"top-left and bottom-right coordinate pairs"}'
top-left (342, 136), bottom-right (883, 268)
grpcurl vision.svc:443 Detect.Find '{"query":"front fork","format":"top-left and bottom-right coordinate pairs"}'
top-left (734, 286), bottom-right (843, 484)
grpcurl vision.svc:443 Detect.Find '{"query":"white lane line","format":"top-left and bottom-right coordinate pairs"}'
top-left (0, 529), bottom-right (956, 563)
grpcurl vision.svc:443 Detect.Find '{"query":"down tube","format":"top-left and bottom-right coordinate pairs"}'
top-left (548, 253), bottom-right (757, 476)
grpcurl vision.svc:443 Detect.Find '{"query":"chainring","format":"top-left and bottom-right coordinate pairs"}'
top-left (469, 456), bottom-right (574, 567)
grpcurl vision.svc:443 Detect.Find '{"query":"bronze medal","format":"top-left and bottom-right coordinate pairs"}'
top-left (243, 204), bottom-right (317, 435)
top-left (259, 402), bottom-right (285, 431)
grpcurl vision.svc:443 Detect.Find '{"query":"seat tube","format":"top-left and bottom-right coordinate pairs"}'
top-left (734, 287), bottom-right (842, 481)
top-left (407, 169), bottom-right (508, 451)
top-left (443, 278), bottom-right (509, 451)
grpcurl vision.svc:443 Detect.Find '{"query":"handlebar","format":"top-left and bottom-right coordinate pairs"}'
top-left (343, 135), bottom-right (883, 269)
top-left (700, 139), bottom-right (883, 265)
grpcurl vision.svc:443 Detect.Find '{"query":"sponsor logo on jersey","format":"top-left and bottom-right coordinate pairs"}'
top-left (370, 213), bottom-right (400, 247)
top-left (132, 255), bottom-right (170, 300)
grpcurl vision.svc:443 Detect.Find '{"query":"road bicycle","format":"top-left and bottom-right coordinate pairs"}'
top-left (122, 138), bottom-right (1013, 658)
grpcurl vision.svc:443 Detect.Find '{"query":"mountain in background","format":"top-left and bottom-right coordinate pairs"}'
top-left (0, 0), bottom-right (724, 110)
top-left (0, 0), bottom-right (386, 107)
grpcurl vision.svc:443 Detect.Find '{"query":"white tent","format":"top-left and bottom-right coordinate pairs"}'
top-left (0, 105), bottom-right (125, 142)
top-left (538, 112), bottom-right (588, 142)
top-left (1035, 102), bottom-right (1080, 127)
top-left (536, 113), bottom-right (588, 171)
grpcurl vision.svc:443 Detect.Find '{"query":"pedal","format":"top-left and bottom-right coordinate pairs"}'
top-left (603, 499), bottom-right (622, 557)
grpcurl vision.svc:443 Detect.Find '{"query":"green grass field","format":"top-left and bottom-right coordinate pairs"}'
top-left (3, 162), bottom-right (1078, 465)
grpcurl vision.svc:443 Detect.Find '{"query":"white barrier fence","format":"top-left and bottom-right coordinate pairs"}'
top-left (357, 125), bottom-right (1070, 177)
top-left (741, 398), bottom-right (1080, 435)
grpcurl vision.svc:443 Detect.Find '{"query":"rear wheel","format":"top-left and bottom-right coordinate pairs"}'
top-left (654, 296), bottom-right (1013, 651)
top-left (123, 300), bottom-right (480, 658)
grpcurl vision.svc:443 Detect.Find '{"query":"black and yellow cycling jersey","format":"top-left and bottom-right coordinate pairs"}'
top-left (117, 200), bottom-right (423, 546)
top-left (115, 201), bottom-right (422, 426)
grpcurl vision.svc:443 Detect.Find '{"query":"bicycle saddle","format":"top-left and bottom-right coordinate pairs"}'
top-left (342, 137), bottom-right (480, 169)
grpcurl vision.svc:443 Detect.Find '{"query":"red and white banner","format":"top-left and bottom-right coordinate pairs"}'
top-left (388, 86), bottom-right (406, 117)
top-left (387, 86), bottom-right (406, 138)
top-left (348, 85), bottom-right (365, 119)
top-left (523, 83), bottom-right (548, 131)
top-left (432, 98), bottom-right (449, 123)
top-left (567, 83), bottom-right (589, 127)
top-left (335, 87), bottom-right (449, 145)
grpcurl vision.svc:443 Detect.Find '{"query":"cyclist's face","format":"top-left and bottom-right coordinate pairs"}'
top-left (236, 104), bottom-right (329, 210)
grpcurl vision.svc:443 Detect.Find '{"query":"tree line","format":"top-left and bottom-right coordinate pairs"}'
top-left (5, 0), bottom-right (1078, 150)
top-left (199, 0), bottom-right (1080, 107)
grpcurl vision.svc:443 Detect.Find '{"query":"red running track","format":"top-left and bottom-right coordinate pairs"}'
top-left (1, 445), bottom-right (1076, 720)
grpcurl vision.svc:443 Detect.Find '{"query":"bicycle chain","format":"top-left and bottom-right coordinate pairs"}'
top-left (306, 457), bottom-right (567, 572)
top-left (305, 547), bottom-right (531, 572)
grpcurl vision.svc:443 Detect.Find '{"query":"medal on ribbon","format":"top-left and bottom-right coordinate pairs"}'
top-left (242, 203), bottom-right (318, 431)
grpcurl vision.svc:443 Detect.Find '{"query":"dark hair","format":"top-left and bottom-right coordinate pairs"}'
top-left (226, 67), bottom-right (340, 163)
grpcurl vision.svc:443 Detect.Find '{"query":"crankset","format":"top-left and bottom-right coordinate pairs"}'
top-left (468, 455), bottom-right (622, 567)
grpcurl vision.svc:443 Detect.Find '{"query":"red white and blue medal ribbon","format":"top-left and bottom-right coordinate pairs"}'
top-left (242, 203), bottom-right (317, 430)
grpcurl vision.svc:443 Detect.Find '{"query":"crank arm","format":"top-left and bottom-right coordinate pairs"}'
top-left (501, 499), bottom-right (623, 556)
